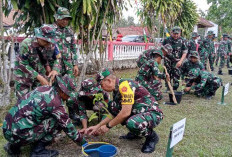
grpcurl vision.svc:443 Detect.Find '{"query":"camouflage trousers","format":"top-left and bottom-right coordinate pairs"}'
top-left (108, 101), bottom-right (161, 136)
top-left (200, 52), bottom-right (209, 68)
top-left (164, 61), bottom-right (181, 90)
top-left (215, 53), bottom-right (220, 66)
top-left (135, 76), bottom-right (162, 101)
top-left (195, 77), bottom-right (222, 97)
top-left (226, 56), bottom-right (230, 67)
top-left (219, 56), bottom-right (226, 71)
top-left (3, 118), bottom-right (61, 145)
top-left (209, 53), bottom-right (215, 70)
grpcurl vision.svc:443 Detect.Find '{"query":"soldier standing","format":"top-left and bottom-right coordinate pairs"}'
top-left (226, 36), bottom-right (231, 68)
top-left (188, 32), bottom-right (200, 53)
top-left (162, 26), bottom-right (188, 90)
top-left (218, 34), bottom-right (229, 75)
top-left (202, 31), bottom-right (215, 71)
top-left (14, 24), bottom-right (60, 99)
top-left (53, 7), bottom-right (79, 121)
top-left (85, 68), bottom-right (163, 153)
top-left (3, 75), bottom-right (86, 157)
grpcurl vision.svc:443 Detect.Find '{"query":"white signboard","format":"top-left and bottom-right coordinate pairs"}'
top-left (224, 83), bottom-right (230, 96)
top-left (170, 118), bottom-right (186, 148)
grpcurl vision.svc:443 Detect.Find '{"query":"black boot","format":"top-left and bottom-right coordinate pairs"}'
top-left (4, 142), bottom-right (21, 157)
top-left (218, 70), bottom-right (223, 75)
top-left (141, 131), bottom-right (159, 153)
top-left (211, 67), bottom-right (214, 71)
top-left (119, 132), bottom-right (141, 140)
top-left (30, 141), bottom-right (59, 157)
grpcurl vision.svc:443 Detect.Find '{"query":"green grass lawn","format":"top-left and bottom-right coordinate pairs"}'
top-left (0, 67), bottom-right (232, 157)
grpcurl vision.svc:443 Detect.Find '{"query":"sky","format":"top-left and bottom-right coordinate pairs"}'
top-left (122, 0), bottom-right (210, 24)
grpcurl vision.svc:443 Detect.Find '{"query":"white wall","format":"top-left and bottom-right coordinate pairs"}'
top-left (207, 21), bottom-right (218, 37)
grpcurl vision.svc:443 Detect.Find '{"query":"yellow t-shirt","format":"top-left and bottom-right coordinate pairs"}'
top-left (119, 81), bottom-right (134, 105)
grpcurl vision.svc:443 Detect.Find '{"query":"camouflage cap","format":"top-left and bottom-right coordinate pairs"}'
top-left (79, 78), bottom-right (102, 96)
top-left (171, 26), bottom-right (181, 34)
top-left (189, 51), bottom-right (199, 59)
top-left (34, 24), bottom-right (56, 44)
top-left (187, 68), bottom-right (200, 79)
top-left (191, 32), bottom-right (199, 38)
top-left (223, 34), bottom-right (228, 38)
top-left (152, 50), bottom-right (163, 58)
top-left (56, 74), bottom-right (77, 97)
top-left (207, 31), bottom-right (214, 36)
top-left (161, 44), bottom-right (173, 54)
top-left (96, 68), bottom-right (113, 83)
top-left (54, 7), bottom-right (72, 20)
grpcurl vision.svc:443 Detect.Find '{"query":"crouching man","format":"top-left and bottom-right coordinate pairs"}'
top-left (2, 75), bottom-right (86, 157)
top-left (85, 68), bottom-right (163, 153)
top-left (184, 69), bottom-right (222, 99)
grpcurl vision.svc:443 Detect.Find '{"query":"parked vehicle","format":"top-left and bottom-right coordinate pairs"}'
top-left (121, 35), bottom-right (146, 43)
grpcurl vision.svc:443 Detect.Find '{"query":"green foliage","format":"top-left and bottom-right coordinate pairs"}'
top-left (207, 0), bottom-right (232, 34)
top-left (138, 0), bottom-right (198, 38)
top-left (174, 0), bottom-right (199, 38)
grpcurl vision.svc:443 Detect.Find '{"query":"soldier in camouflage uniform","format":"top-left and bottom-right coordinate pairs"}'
top-left (136, 44), bottom-right (172, 68)
top-left (187, 32), bottom-right (200, 55)
top-left (226, 36), bottom-right (231, 68)
top-left (14, 24), bottom-right (61, 99)
top-left (68, 78), bottom-right (109, 132)
top-left (162, 26), bottom-right (188, 90)
top-left (53, 7), bottom-right (79, 121)
top-left (3, 75), bottom-right (86, 157)
top-left (218, 34), bottom-right (229, 75)
top-left (85, 68), bottom-right (163, 153)
top-left (184, 69), bottom-right (222, 99)
top-left (181, 51), bottom-right (205, 78)
top-left (135, 50), bottom-right (169, 101)
top-left (202, 31), bottom-right (215, 71)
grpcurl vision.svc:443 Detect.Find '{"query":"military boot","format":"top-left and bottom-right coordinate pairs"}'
top-left (119, 132), bottom-right (141, 140)
top-left (141, 131), bottom-right (159, 153)
top-left (30, 141), bottom-right (59, 157)
top-left (4, 142), bottom-right (21, 157)
top-left (218, 70), bottom-right (223, 75)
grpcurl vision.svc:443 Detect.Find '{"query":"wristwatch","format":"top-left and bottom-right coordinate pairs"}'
top-left (106, 123), bottom-right (112, 129)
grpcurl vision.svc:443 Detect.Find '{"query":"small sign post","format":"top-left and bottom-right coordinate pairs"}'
top-left (218, 83), bottom-right (229, 105)
top-left (166, 118), bottom-right (186, 157)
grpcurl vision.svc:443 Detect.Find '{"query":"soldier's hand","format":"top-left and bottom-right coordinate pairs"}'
top-left (37, 75), bottom-right (49, 86)
top-left (84, 124), bottom-right (100, 135)
top-left (73, 65), bottom-right (79, 77)
top-left (99, 125), bottom-right (109, 135)
top-left (79, 128), bottom-right (87, 134)
top-left (48, 70), bottom-right (58, 85)
top-left (176, 61), bottom-right (182, 68)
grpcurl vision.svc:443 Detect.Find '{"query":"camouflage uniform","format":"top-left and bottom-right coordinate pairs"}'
top-left (188, 32), bottom-right (199, 53)
top-left (226, 39), bottom-right (231, 68)
top-left (68, 78), bottom-right (109, 121)
top-left (3, 75), bottom-right (86, 155)
top-left (14, 24), bottom-right (61, 99)
top-left (162, 26), bottom-right (188, 90)
top-left (96, 69), bottom-right (163, 137)
top-left (186, 69), bottom-right (222, 97)
top-left (203, 31), bottom-right (215, 71)
top-left (135, 50), bottom-right (166, 101)
top-left (218, 39), bottom-right (229, 74)
top-left (53, 7), bottom-right (78, 77)
top-left (137, 49), bottom-right (158, 68)
top-left (181, 51), bottom-right (205, 78)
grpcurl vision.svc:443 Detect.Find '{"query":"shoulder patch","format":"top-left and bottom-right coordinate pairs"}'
top-left (119, 81), bottom-right (134, 105)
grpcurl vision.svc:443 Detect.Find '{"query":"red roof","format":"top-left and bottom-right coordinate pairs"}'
top-left (198, 17), bottom-right (214, 28)
top-left (115, 26), bottom-right (150, 36)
